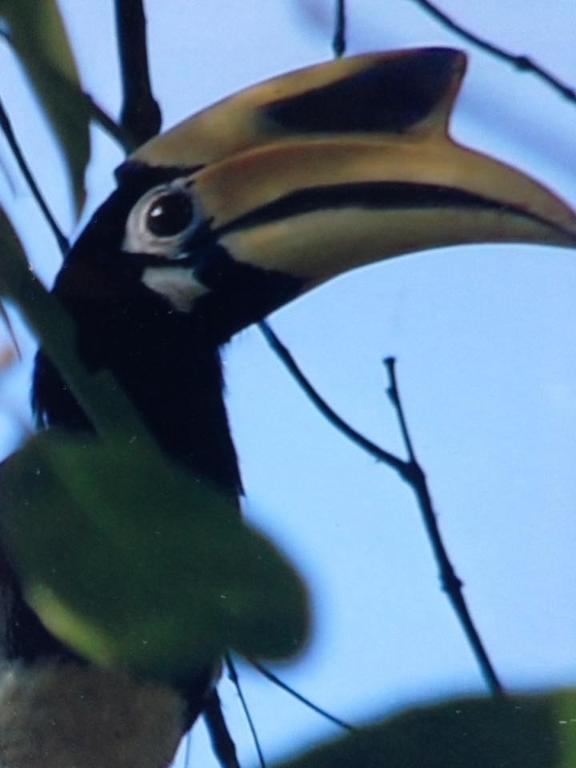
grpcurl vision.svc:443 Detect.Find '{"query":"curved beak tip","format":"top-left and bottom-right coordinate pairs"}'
top-left (124, 48), bottom-right (576, 292)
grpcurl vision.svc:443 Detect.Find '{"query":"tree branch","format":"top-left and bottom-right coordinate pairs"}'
top-left (0, 86), bottom-right (134, 257)
top-left (114, 0), bottom-right (162, 144)
top-left (0, 31), bottom-right (135, 157)
top-left (86, 94), bottom-right (136, 153)
top-left (225, 656), bottom-right (266, 768)
top-left (0, 96), bottom-right (69, 255)
top-left (383, 358), bottom-right (504, 697)
top-left (412, 0), bottom-right (576, 104)
top-left (249, 659), bottom-right (354, 732)
top-left (260, 321), bottom-right (504, 697)
top-left (333, 0), bottom-right (347, 58)
top-left (204, 688), bottom-right (242, 768)
top-left (258, 322), bottom-right (406, 474)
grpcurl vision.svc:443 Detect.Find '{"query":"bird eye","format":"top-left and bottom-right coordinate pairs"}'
top-left (145, 191), bottom-right (194, 238)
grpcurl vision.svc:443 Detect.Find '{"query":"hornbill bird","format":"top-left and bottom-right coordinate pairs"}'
top-left (1, 47), bottom-right (576, 752)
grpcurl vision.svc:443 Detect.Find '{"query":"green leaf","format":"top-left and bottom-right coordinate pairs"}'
top-left (0, 432), bottom-right (309, 684)
top-left (280, 691), bottom-right (576, 768)
top-left (0, 238), bottom-right (158, 445)
top-left (0, 216), bottom-right (160, 445)
top-left (0, 0), bottom-right (90, 213)
top-left (0, 206), bottom-right (29, 296)
top-left (0, 208), bottom-right (27, 355)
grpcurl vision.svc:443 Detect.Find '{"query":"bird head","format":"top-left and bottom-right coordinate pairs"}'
top-left (58, 48), bottom-right (576, 345)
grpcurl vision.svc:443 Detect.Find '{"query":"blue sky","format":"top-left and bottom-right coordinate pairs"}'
top-left (0, 2), bottom-right (575, 766)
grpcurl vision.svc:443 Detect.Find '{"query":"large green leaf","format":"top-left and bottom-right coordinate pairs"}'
top-left (280, 691), bottom-right (576, 768)
top-left (0, 208), bottom-right (28, 357)
top-left (0, 432), bottom-right (309, 684)
top-left (0, 210), bottom-right (157, 443)
top-left (0, 206), bottom-right (29, 295)
top-left (0, 0), bottom-right (90, 213)
top-left (0, 207), bottom-right (28, 352)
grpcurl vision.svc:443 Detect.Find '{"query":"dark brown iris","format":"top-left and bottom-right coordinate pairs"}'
top-left (146, 191), bottom-right (194, 237)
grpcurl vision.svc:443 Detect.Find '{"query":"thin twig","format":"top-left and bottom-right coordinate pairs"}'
top-left (383, 358), bottom-right (504, 697)
top-left (0, 33), bottom-right (134, 154)
top-left (183, 732), bottom-right (192, 768)
top-left (86, 95), bottom-right (136, 153)
top-left (0, 96), bottom-right (68, 255)
top-left (225, 656), bottom-right (266, 768)
top-left (204, 689), bottom-right (241, 768)
top-left (114, 0), bottom-right (162, 144)
top-left (258, 321), bottom-right (405, 474)
top-left (250, 659), bottom-right (354, 732)
top-left (333, 0), bottom-right (346, 58)
top-left (412, 0), bottom-right (576, 104)
top-left (384, 358), bottom-right (416, 463)
top-left (259, 321), bottom-right (504, 697)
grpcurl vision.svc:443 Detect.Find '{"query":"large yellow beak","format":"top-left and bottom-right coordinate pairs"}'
top-left (131, 48), bottom-right (576, 293)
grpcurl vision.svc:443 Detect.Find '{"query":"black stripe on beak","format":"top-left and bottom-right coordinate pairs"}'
top-left (264, 49), bottom-right (462, 135)
top-left (213, 182), bottom-right (555, 238)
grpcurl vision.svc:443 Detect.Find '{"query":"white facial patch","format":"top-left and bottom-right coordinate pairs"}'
top-left (142, 266), bottom-right (209, 312)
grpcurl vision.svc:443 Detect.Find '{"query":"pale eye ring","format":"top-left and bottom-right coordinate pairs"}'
top-left (123, 181), bottom-right (200, 257)
top-left (145, 190), bottom-right (195, 238)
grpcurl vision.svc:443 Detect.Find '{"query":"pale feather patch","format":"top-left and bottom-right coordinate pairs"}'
top-left (142, 266), bottom-right (209, 312)
top-left (0, 661), bottom-right (185, 768)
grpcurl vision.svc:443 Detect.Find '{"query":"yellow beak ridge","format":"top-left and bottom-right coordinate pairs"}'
top-left (127, 48), bottom-right (576, 291)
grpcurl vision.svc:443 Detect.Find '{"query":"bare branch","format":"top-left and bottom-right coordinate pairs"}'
top-left (250, 659), bottom-right (354, 732)
top-left (383, 358), bottom-right (504, 697)
top-left (412, 0), bottom-right (576, 104)
top-left (114, 0), bottom-right (162, 144)
top-left (225, 656), bottom-right (266, 768)
top-left (1, 29), bottom-right (133, 154)
top-left (260, 321), bottom-right (504, 697)
top-left (333, 0), bottom-right (347, 58)
top-left (204, 688), bottom-right (242, 768)
top-left (258, 321), bottom-right (406, 474)
top-left (0, 96), bottom-right (68, 255)
top-left (86, 95), bottom-right (136, 153)
top-left (384, 358), bottom-right (416, 463)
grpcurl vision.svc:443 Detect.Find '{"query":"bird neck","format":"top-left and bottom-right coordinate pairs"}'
top-left (32, 293), bottom-right (242, 495)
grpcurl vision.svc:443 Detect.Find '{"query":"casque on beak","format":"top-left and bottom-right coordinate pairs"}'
top-left (130, 47), bottom-right (576, 301)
